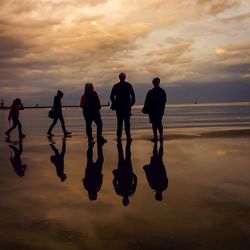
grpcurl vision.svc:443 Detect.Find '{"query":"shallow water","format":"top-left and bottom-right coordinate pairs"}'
top-left (0, 103), bottom-right (250, 249)
top-left (0, 133), bottom-right (250, 250)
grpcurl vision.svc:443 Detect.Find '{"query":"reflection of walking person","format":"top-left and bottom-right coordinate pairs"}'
top-left (142, 78), bottom-right (167, 142)
top-left (49, 139), bottom-right (67, 182)
top-left (110, 73), bottom-right (135, 141)
top-left (83, 142), bottom-right (104, 201)
top-left (47, 90), bottom-right (71, 137)
top-left (9, 140), bottom-right (27, 177)
top-left (112, 141), bottom-right (137, 206)
top-left (80, 83), bottom-right (107, 145)
top-left (5, 98), bottom-right (25, 139)
top-left (143, 141), bottom-right (168, 201)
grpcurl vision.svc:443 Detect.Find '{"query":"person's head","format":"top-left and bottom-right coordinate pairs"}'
top-left (119, 72), bottom-right (126, 82)
top-left (152, 77), bottom-right (160, 87)
top-left (84, 83), bottom-right (94, 95)
top-left (155, 191), bottom-right (163, 201)
top-left (57, 90), bottom-right (64, 98)
top-left (13, 98), bottom-right (21, 105)
top-left (122, 196), bottom-right (129, 206)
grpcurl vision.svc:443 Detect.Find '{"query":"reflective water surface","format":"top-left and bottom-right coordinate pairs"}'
top-left (0, 132), bottom-right (250, 250)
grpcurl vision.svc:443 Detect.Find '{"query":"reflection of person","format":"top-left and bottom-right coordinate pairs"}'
top-left (47, 90), bottom-right (71, 137)
top-left (80, 83), bottom-right (107, 145)
top-left (110, 73), bottom-right (135, 141)
top-left (83, 142), bottom-right (104, 201)
top-left (49, 139), bottom-right (67, 182)
top-left (5, 98), bottom-right (25, 139)
top-left (9, 140), bottom-right (27, 177)
top-left (142, 78), bottom-right (167, 142)
top-left (143, 141), bottom-right (168, 201)
top-left (112, 141), bottom-right (137, 206)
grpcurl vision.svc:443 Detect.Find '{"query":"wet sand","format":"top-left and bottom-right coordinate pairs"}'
top-left (0, 129), bottom-right (250, 250)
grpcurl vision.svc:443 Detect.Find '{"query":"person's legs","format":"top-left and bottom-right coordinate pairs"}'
top-left (116, 111), bottom-right (123, 140)
top-left (94, 112), bottom-right (106, 143)
top-left (59, 114), bottom-right (70, 135)
top-left (152, 122), bottom-right (158, 141)
top-left (158, 118), bottom-right (163, 141)
top-left (16, 119), bottom-right (25, 138)
top-left (5, 119), bottom-right (18, 136)
top-left (85, 118), bottom-right (93, 142)
top-left (124, 115), bottom-right (131, 140)
top-left (47, 117), bottom-right (58, 135)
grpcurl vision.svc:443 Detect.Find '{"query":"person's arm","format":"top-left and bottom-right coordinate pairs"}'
top-left (19, 102), bottom-right (24, 110)
top-left (130, 85), bottom-right (135, 106)
top-left (95, 92), bottom-right (101, 110)
top-left (110, 85), bottom-right (116, 110)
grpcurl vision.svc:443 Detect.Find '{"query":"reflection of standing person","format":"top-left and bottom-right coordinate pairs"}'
top-left (9, 141), bottom-right (27, 177)
top-left (49, 139), bottom-right (67, 182)
top-left (142, 78), bottom-right (167, 142)
top-left (83, 142), bottom-right (104, 201)
top-left (80, 83), bottom-right (107, 145)
top-left (112, 141), bottom-right (137, 206)
top-left (143, 141), bottom-right (168, 201)
top-left (5, 98), bottom-right (25, 139)
top-left (47, 90), bottom-right (71, 137)
top-left (110, 73), bottom-right (135, 141)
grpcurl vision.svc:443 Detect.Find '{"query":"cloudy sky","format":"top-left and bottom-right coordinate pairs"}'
top-left (0, 0), bottom-right (250, 105)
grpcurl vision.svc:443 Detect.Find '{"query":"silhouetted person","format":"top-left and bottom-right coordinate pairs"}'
top-left (143, 141), bottom-right (168, 201)
top-left (110, 73), bottom-right (135, 141)
top-left (142, 78), bottom-right (167, 142)
top-left (83, 141), bottom-right (104, 201)
top-left (9, 140), bottom-right (27, 177)
top-left (5, 98), bottom-right (25, 139)
top-left (80, 83), bottom-right (107, 145)
top-left (47, 90), bottom-right (71, 137)
top-left (49, 139), bottom-right (67, 182)
top-left (112, 141), bottom-right (137, 206)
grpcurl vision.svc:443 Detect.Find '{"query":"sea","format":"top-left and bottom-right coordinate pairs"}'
top-left (1, 102), bottom-right (250, 136)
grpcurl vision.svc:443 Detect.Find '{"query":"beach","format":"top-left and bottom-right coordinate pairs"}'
top-left (0, 103), bottom-right (250, 250)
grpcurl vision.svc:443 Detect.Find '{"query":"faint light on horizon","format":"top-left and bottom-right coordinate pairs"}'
top-left (216, 47), bottom-right (226, 54)
top-left (91, 21), bottom-right (97, 25)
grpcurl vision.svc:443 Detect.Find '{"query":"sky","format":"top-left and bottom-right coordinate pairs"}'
top-left (0, 0), bottom-right (250, 105)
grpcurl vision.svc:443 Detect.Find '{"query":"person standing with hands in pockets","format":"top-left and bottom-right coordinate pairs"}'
top-left (110, 73), bottom-right (135, 142)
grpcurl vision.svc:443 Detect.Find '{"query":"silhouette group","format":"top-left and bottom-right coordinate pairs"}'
top-left (4, 73), bottom-right (168, 205)
top-left (5, 73), bottom-right (167, 143)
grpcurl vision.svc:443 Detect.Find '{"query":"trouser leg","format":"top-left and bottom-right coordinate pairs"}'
top-left (124, 116), bottom-right (131, 139)
top-left (6, 119), bottom-right (18, 135)
top-left (85, 119), bottom-right (93, 141)
top-left (158, 119), bottom-right (163, 139)
top-left (16, 119), bottom-right (23, 136)
top-left (94, 113), bottom-right (103, 140)
top-left (48, 117), bottom-right (58, 133)
top-left (152, 122), bottom-right (157, 139)
top-left (59, 115), bottom-right (67, 133)
top-left (116, 116), bottom-right (123, 139)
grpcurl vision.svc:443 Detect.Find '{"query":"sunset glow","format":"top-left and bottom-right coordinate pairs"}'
top-left (0, 0), bottom-right (249, 104)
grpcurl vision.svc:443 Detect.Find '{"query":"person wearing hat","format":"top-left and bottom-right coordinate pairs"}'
top-left (47, 90), bottom-right (71, 137)
top-left (110, 73), bottom-right (135, 141)
top-left (5, 98), bottom-right (25, 139)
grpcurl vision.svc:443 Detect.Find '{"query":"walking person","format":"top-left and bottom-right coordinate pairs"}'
top-left (5, 98), bottom-right (25, 139)
top-left (110, 72), bottom-right (135, 142)
top-left (142, 78), bottom-right (167, 142)
top-left (47, 90), bottom-right (71, 137)
top-left (80, 83), bottom-right (107, 145)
